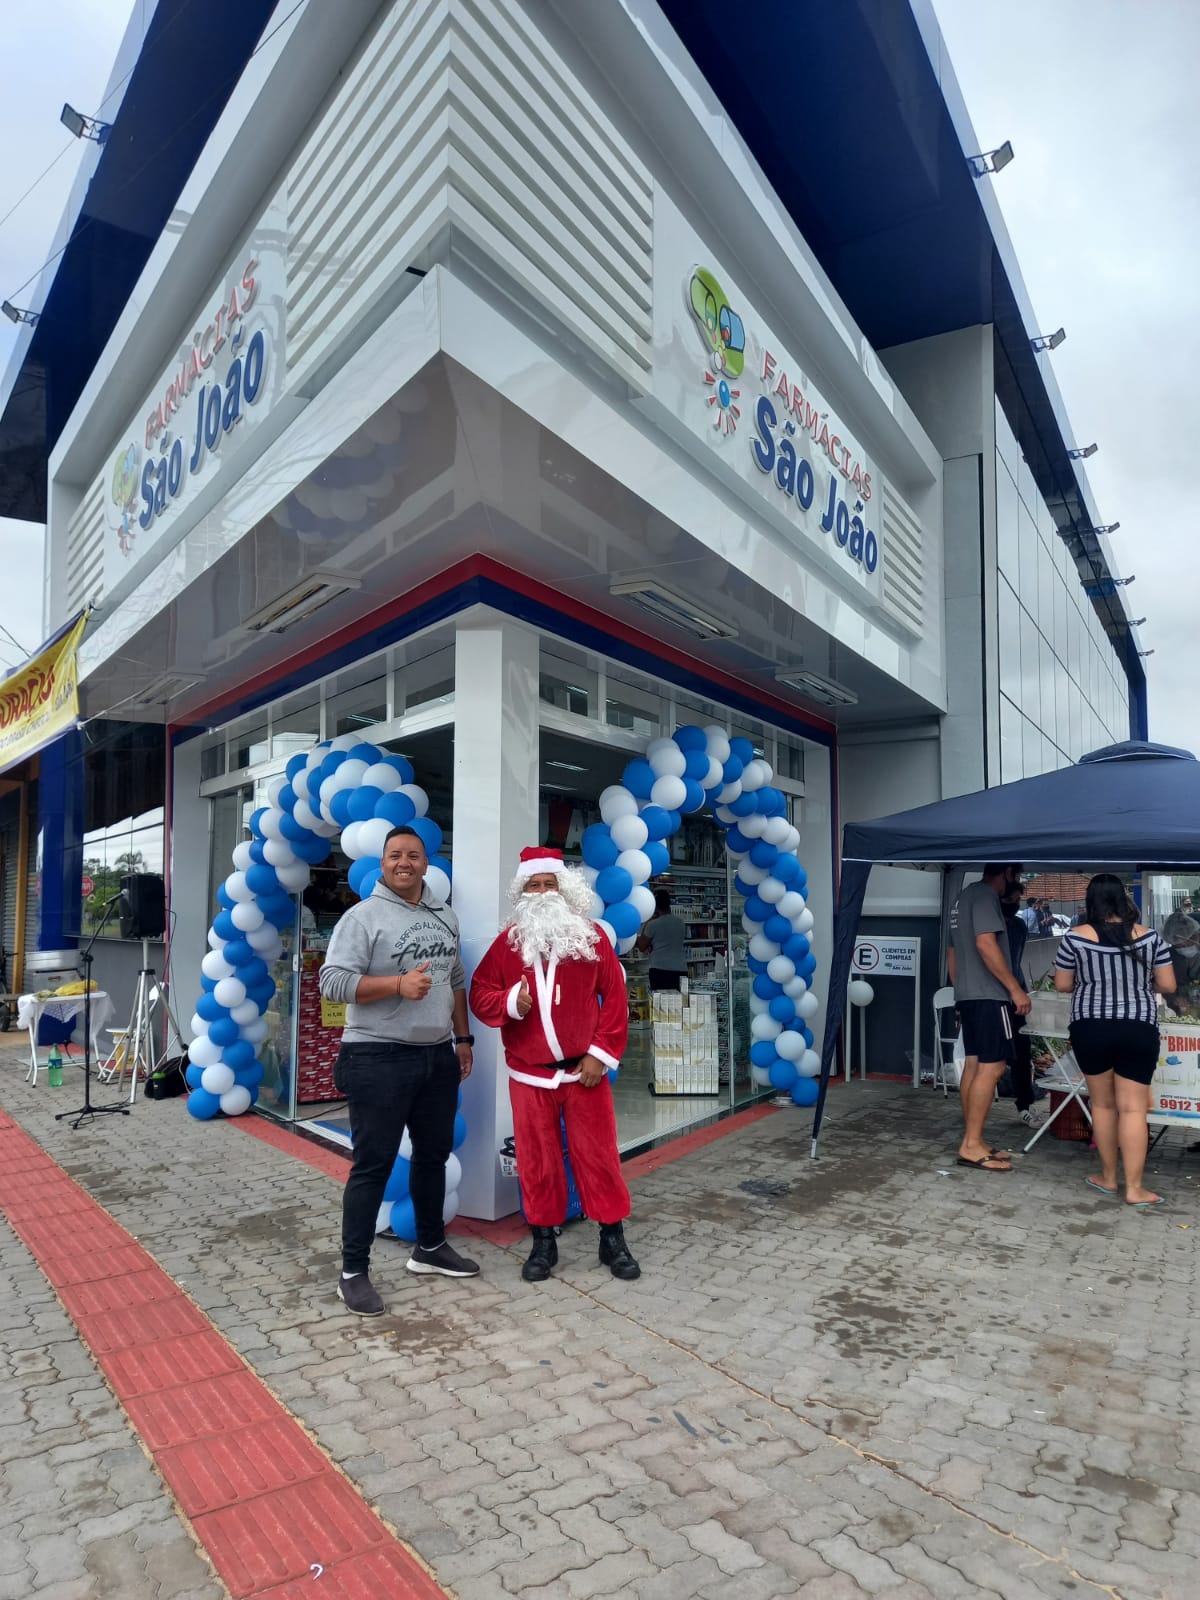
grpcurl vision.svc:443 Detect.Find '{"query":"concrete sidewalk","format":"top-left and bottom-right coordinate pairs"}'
top-left (2, 1036), bottom-right (1199, 1599)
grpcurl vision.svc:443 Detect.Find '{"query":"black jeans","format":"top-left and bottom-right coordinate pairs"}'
top-left (335, 1040), bottom-right (460, 1274)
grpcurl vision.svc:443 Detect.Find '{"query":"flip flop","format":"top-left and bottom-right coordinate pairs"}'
top-left (1125, 1196), bottom-right (1165, 1208)
top-left (1085, 1178), bottom-right (1119, 1199)
top-left (956, 1156), bottom-right (1012, 1173)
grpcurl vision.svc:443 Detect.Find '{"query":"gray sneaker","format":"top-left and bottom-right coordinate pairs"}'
top-left (337, 1274), bottom-right (385, 1315)
top-left (407, 1241), bottom-right (480, 1277)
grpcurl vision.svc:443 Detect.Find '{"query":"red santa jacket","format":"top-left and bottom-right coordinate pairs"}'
top-left (469, 927), bottom-right (629, 1085)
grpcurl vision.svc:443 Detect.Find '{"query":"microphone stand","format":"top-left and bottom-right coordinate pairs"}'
top-left (56, 893), bottom-right (129, 1129)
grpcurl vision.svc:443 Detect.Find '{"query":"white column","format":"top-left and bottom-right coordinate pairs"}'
top-left (796, 743), bottom-right (834, 1058)
top-left (451, 614), bottom-right (541, 1221)
top-left (169, 738), bottom-right (209, 1029)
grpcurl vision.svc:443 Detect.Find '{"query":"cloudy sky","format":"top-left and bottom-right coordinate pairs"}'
top-left (0, 0), bottom-right (1195, 749)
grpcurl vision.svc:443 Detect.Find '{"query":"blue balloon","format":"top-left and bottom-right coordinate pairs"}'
top-left (291, 834), bottom-right (331, 865)
top-left (389, 1197), bottom-right (417, 1241)
top-left (248, 980), bottom-right (276, 1010)
top-left (784, 934), bottom-right (811, 962)
top-left (595, 864), bottom-right (634, 905)
top-left (246, 864), bottom-right (280, 896)
top-left (187, 1088), bottom-right (222, 1120)
top-left (749, 840), bottom-right (780, 871)
top-left (237, 956), bottom-right (270, 989)
top-left (375, 792), bottom-right (417, 827)
top-left (791, 1077), bottom-right (819, 1107)
top-left (348, 857), bottom-right (380, 897)
top-left (759, 787), bottom-right (787, 817)
top-left (384, 755), bottom-right (415, 783)
top-left (729, 737), bottom-right (755, 764)
top-left (355, 868), bottom-right (381, 900)
top-left (683, 749), bottom-right (710, 782)
top-left (384, 1157), bottom-right (412, 1203)
top-left (184, 1063), bottom-right (205, 1090)
top-left (769, 1059), bottom-right (798, 1091)
top-left (235, 1061), bottom-right (265, 1088)
top-left (213, 910), bottom-right (238, 941)
top-left (606, 899), bottom-right (641, 940)
top-left (348, 744), bottom-right (380, 764)
top-left (797, 954), bottom-right (818, 980)
top-left (248, 841), bottom-right (267, 864)
top-left (792, 866), bottom-right (808, 891)
top-left (346, 786), bottom-right (384, 822)
top-left (200, 974), bottom-right (216, 994)
top-left (667, 810), bottom-right (682, 833)
top-left (726, 828), bottom-right (753, 856)
top-left (673, 724), bottom-right (708, 752)
top-left (722, 755), bottom-right (745, 784)
top-left (260, 893), bottom-right (295, 927)
top-left (769, 995), bottom-right (796, 1024)
top-left (209, 1017), bottom-right (239, 1047)
top-left (765, 914), bottom-right (793, 945)
top-left (729, 791), bottom-right (758, 817)
top-left (328, 790), bottom-right (356, 827)
top-left (622, 759), bottom-right (656, 799)
top-left (643, 841), bottom-right (670, 878)
top-left (733, 874), bottom-right (758, 899)
top-left (746, 955), bottom-right (768, 975)
top-left (215, 885), bottom-right (234, 910)
top-left (409, 817), bottom-right (443, 857)
top-left (582, 824), bottom-right (619, 870)
top-left (752, 974), bottom-right (782, 1000)
top-left (278, 812), bottom-right (310, 842)
top-left (247, 807), bottom-right (268, 838)
top-left (223, 939), bottom-right (253, 969)
top-left (743, 895), bottom-right (770, 924)
top-left (277, 784), bottom-right (297, 813)
top-left (223, 1039), bottom-right (255, 1072)
top-left (639, 806), bottom-right (674, 842)
top-left (196, 993), bottom-right (227, 1023)
top-left (322, 750), bottom-right (349, 777)
top-left (680, 778), bottom-right (706, 814)
top-left (285, 753), bottom-right (308, 782)
top-left (801, 1026), bottom-right (814, 1049)
top-left (749, 1040), bottom-right (778, 1068)
top-left (452, 1112), bottom-right (467, 1150)
top-left (773, 855), bottom-right (801, 885)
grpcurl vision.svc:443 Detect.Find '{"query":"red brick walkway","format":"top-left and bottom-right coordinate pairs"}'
top-left (0, 1107), bottom-right (450, 1600)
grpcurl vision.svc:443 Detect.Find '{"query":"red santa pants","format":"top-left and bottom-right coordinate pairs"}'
top-left (508, 1075), bottom-right (631, 1226)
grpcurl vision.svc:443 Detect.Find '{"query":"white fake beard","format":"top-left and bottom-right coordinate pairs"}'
top-left (506, 891), bottom-right (599, 966)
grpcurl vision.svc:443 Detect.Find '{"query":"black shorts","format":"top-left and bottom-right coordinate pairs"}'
top-left (957, 999), bottom-right (1015, 1065)
top-left (1069, 1019), bottom-right (1159, 1085)
top-left (648, 969), bottom-right (683, 991)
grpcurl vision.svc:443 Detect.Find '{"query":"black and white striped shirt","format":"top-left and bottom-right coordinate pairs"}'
top-left (1055, 927), bottom-right (1173, 1024)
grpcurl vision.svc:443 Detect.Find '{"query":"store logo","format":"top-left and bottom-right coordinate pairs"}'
top-left (687, 267), bottom-right (745, 434)
top-left (110, 441), bottom-right (141, 557)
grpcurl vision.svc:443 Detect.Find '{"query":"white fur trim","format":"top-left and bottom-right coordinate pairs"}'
top-left (506, 981), bottom-right (525, 1020)
top-left (532, 957), bottom-right (564, 1062)
top-left (508, 1066), bottom-right (581, 1088)
top-left (588, 1044), bottom-right (619, 1071)
top-left (515, 856), bottom-right (565, 880)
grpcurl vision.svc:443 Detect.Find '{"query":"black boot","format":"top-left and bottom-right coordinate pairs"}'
top-left (522, 1226), bottom-right (559, 1282)
top-left (598, 1222), bottom-right (641, 1280)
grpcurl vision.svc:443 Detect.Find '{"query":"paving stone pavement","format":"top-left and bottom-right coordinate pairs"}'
top-left (3, 1038), bottom-right (1200, 1600)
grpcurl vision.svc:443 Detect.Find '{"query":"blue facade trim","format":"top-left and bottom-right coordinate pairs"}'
top-left (36, 731), bottom-right (85, 949)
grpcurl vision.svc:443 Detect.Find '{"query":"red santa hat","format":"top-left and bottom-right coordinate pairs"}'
top-left (515, 846), bottom-right (565, 881)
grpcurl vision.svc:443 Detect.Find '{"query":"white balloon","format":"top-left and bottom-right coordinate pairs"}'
top-left (241, 1018), bottom-right (269, 1044)
top-left (188, 1035), bottom-right (222, 1067)
top-left (784, 975), bottom-right (809, 998)
top-left (444, 1153), bottom-right (462, 1193)
top-left (767, 955), bottom-right (796, 984)
top-left (293, 798), bottom-right (322, 832)
top-left (739, 815), bottom-right (769, 839)
top-left (399, 1130), bottom-right (414, 1160)
top-left (596, 919), bottom-right (617, 947)
top-left (716, 781), bottom-right (743, 804)
top-left (795, 908), bottom-right (815, 934)
top-left (646, 735), bottom-right (681, 761)
top-left (741, 913), bottom-right (760, 936)
top-left (650, 774), bottom-right (687, 812)
top-left (581, 865), bottom-right (598, 887)
top-left (329, 734), bottom-right (360, 751)
top-left (758, 877), bottom-right (786, 904)
top-left (201, 1063), bottom-right (236, 1096)
top-left (648, 744), bottom-right (687, 778)
top-left (586, 890), bottom-right (605, 919)
top-left (341, 821), bottom-right (364, 859)
top-left (214, 976), bottom-right (247, 1010)
top-left (396, 784), bottom-right (429, 818)
top-left (230, 901), bottom-right (265, 932)
top-left (330, 759), bottom-right (369, 792)
top-left (781, 825), bottom-right (801, 853)
top-left (267, 776), bottom-right (288, 806)
top-left (356, 818), bottom-right (393, 860)
top-left (609, 813), bottom-right (649, 852)
top-left (262, 838), bottom-right (298, 869)
top-left (275, 862), bottom-right (311, 893)
top-left (202, 951), bottom-right (234, 981)
top-left (750, 1063), bottom-right (774, 1088)
top-left (797, 992), bottom-right (820, 1019)
top-left (220, 1085), bottom-right (252, 1116)
top-left (207, 927), bottom-right (225, 951)
top-left (442, 1190), bottom-right (460, 1226)
top-left (616, 848), bottom-right (652, 885)
top-left (318, 776), bottom-right (340, 811)
top-left (424, 865), bottom-right (451, 902)
top-left (246, 922), bottom-right (281, 952)
top-left (617, 933), bottom-right (638, 955)
top-left (362, 762), bottom-right (401, 792)
top-left (763, 817), bottom-right (792, 846)
top-left (629, 884), bottom-right (656, 921)
top-left (775, 1030), bottom-right (805, 1061)
top-left (231, 999), bottom-right (261, 1025)
top-left (224, 872), bottom-right (255, 903)
top-left (749, 933), bottom-right (780, 962)
top-left (736, 861), bottom-right (768, 885)
top-left (704, 727), bottom-right (732, 764)
top-left (849, 980), bottom-right (875, 1008)
top-left (701, 756), bottom-right (724, 790)
top-left (777, 890), bottom-right (807, 921)
top-left (798, 1050), bottom-right (821, 1078)
top-left (741, 759), bottom-right (769, 792)
top-left (188, 1013), bottom-right (207, 1038)
top-left (375, 1203), bottom-right (394, 1234)
top-left (599, 785), bottom-right (638, 823)
top-left (715, 805), bottom-right (739, 826)
top-left (259, 809), bottom-right (286, 842)
top-left (749, 993), bottom-right (769, 1016)
top-left (751, 1014), bottom-right (782, 1041)
top-left (232, 841), bottom-right (255, 872)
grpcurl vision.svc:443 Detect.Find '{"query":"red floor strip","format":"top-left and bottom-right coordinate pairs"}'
top-left (0, 1114), bottom-right (449, 1600)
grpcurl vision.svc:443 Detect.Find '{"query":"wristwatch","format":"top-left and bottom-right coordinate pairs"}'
top-left (454, 1034), bottom-right (475, 1046)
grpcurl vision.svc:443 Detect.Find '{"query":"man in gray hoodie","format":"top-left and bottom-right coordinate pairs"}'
top-left (320, 825), bottom-right (478, 1315)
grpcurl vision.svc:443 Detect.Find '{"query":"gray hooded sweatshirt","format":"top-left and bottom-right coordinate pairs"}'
top-left (318, 880), bottom-right (465, 1045)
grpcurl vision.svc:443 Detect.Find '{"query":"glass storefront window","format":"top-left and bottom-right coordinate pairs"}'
top-left (83, 808), bottom-right (166, 938)
top-left (540, 654), bottom-right (596, 718)
top-left (606, 681), bottom-right (659, 739)
top-left (400, 645), bottom-right (455, 713)
top-left (271, 692), bottom-right (321, 757)
top-left (233, 723), bottom-right (269, 770)
top-left (200, 738), bottom-right (226, 781)
top-left (328, 667), bottom-right (387, 737)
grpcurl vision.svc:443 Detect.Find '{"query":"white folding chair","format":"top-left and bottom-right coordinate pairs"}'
top-left (931, 986), bottom-right (960, 1096)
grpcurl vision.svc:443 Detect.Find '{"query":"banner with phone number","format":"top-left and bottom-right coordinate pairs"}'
top-left (1152, 1028), bottom-right (1200, 1121)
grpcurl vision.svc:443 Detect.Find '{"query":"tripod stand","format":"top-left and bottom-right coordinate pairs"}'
top-left (56, 894), bottom-right (129, 1129)
top-left (99, 939), bottom-right (186, 1103)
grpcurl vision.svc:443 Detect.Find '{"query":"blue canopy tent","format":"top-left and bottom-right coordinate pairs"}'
top-left (812, 742), bottom-right (1200, 1153)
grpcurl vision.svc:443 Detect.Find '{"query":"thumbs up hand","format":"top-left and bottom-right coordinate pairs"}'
top-left (516, 976), bottom-right (533, 1017)
top-left (398, 960), bottom-right (433, 1000)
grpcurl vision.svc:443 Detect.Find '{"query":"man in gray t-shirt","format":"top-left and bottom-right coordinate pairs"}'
top-left (948, 865), bottom-right (1032, 1174)
top-left (638, 890), bottom-right (688, 991)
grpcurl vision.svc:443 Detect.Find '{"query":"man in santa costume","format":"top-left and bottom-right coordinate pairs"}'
top-left (470, 847), bottom-right (640, 1282)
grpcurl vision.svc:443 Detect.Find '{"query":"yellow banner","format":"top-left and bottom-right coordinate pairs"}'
top-left (0, 614), bottom-right (88, 773)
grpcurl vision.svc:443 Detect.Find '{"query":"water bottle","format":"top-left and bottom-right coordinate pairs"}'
top-left (47, 1044), bottom-right (63, 1088)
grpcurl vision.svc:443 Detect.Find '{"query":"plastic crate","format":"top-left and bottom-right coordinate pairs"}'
top-left (1048, 1089), bottom-right (1092, 1143)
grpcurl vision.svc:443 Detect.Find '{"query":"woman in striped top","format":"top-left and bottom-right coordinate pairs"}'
top-left (1054, 874), bottom-right (1176, 1206)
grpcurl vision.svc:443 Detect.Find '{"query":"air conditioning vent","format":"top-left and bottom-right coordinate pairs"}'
top-left (774, 668), bottom-right (858, 708)
top-left (243, 574), bottom-right (362, 634)
top-left (131, 671), bottom-right (207, 707)
top-left (609, 579), bottom-right (737, 641)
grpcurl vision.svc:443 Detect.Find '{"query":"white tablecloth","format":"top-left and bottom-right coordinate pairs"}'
top-left (18, 992), bottom-right (115, 1046)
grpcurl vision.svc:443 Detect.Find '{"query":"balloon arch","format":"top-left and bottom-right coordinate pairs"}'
top-left (185, 723), bottom-right (821, 1211)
